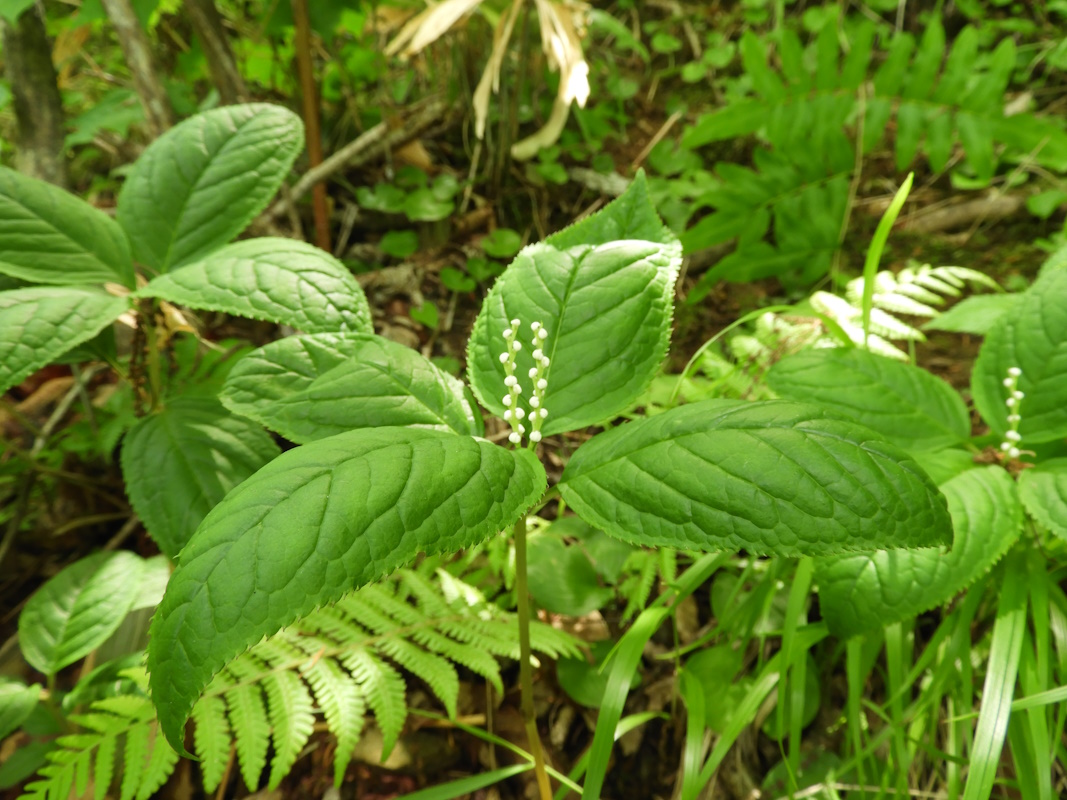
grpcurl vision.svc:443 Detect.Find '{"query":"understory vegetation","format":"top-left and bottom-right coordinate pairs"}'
top-left (1, 1), bottom-right (1067, 799)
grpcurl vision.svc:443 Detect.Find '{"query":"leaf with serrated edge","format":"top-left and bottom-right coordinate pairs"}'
top-left (972, 268), bottom-right (1067, 443)
top-left (137, 238), bottom-right (372, 334)
top-left (0, 287), bottom-right (127, 394)
top-left (1018, 459), bottom-right (1067, 542)
top-left (767, 348), bottom-right (970, 452)
top-left (816, 466), bottom-right (1021, 638)
top-left (559, 399), bottom-right (951, 556)
top-left (545, 170), bottom-right (676, 249)
top-left (19, 552), bottom-right (146, 675)
top-left (147, 428), bottom-right (545, 754)
top-left (116, 104), bottom-right (303, 272)
top-left (0, 168), bottom-right (134, 287)
top-left (467, 239), bottom-right (680, 435)
top-left (121, 397), bottom-right (281, 559)
top-left (221, 332), bottom-right (478, 441)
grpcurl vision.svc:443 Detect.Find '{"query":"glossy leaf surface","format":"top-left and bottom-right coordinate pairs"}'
top-left (972, 268), bottom-right (1067, 442)
top-left (559, 400), bottom-right (952, 557)
top-left (121, 397), bottom-right (281, 559)
top-left (816, 467), bottom-right (1020, 638)
top-left (0, 167), bottom-right (134, 287)
top-left (0, 287), bottom-right (127, 394)
top-left (19, 552), bottom-right (147, 675)
top-left (767, 348), bottom-right (970, 451)
top-left (138, 239), bottom-right (372, 334)
top-left (221, 332), bottom-right (479, 441)
top-left (147, 428), bottom-right (545, 753)
top-left (116, 104), bottom-right (302, 272)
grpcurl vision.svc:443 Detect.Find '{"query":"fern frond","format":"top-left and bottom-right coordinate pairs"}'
top-left (264, 670), bottom-right (315, 789)
top-left (20, 691), bottom-right (175, 800)
top-left (302, 656), bottom-right (365, 785)
top-left (191, 694), bottom-right (230, 793)
top-left (340, 649), bottom-right (406, 758)
top-left (221, 659), bottom-right (271, 792)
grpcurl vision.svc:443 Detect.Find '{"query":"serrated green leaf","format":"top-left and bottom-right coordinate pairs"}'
top-left (19, 552), bottom-right (145, 675)
top-left (121, 396), bottom-right (281, 559)
top-left (0, 167), bottom-right (134, 287)
top-left (956, 111), bottom-right (995, 184)
top-left (766, 348), bottom-right (970, 451)
top-left (1018, 459), bottom-right (1067, 541)
top-left (559, 399), bottom-right (952, 557)
top-left (0, 678), bottom-right (40, 739)
top-left (137, 238), bottom-right (372, 333)
top-left (468, 211), bottom-right (680, 435)
top-left (221, 332), bottom-right (479, 441)
top-left (815, 467), bottom-right (1021, 638)
top-left (147, 428), bottom-right (545, 754)
top-left (116, 104), bottom-right (303, 272)
top-left (545, 171), bottom-right (676, 250)
top-left (972, 268), bottom-right (1067, 442)
top-left (923, 293), bottom-right (1018, 335)
top-left (0, 287), bottom-right (127, 394)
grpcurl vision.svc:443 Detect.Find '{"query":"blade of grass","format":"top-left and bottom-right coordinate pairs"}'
top-left (399, 764), bottom-right (534, 799)
top-left (962, 550), bottom-right (1028, 800)
top-left (779, 557), bottom-right (814, 788)
top-left (553, 713), bottom-right (667, 800)
top-left (884, 621), bottom-right (911, 791)
top-left (861, 172), bottom-right (913, 345)
top-left (678, 669), bottom-right (707, 800)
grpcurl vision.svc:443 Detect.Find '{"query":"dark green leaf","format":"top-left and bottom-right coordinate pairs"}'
top-left (221, 332), bottom-right (480, 441)
top-left (560, 400), bottom-right (952, 557)
top-left (766, 348), bottom-right (970, 451)
top-left (121, 397), bottom-right (281, 559)
top-left (816, 467), bottom-right (1021, 638)
top-left (147, 428), bottom-right (545, 753)
top-left (1018, 459), bottom-right (1067, 541)
top-left (0, 167), bottom-right (134, 287)
top-left (116, 104), bottom-right (303, 272)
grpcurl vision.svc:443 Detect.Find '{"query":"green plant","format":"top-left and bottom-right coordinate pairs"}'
top-left (670, 15), bottom-right (1067, 295)
top-left (117, 158), bottom-right (953, 800)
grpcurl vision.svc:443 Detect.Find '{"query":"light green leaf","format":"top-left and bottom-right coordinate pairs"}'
top-left (526, 534), bottom-right (615, 616)
top-left (923, 293), bottom-right (1018, 335)
top-left (0, 287), bottom-right (127, 394)
top-left (0, 678), bottom-right (40, 739)
top-left (121, 397), bottom-right (281, 559)
top-left (766, 348), bottom-right (970, 451)
top-left (0, 168), bottom-right (134, 287)
top-left (220, 332), bottom-right (479, 441)
top-left (816, 467), bottom-right (1021, 638)
top-left (137, 238), bottom-right (372, 334)
top-left (1018, 459), bottom-right (1067, 541)
top-left (972, 268), bottom-right (1067, 442)
top-left (559, 400), bottom-right (952, 557)
top-left (116, 104), bottom-right (303, 272)
top-left (18, 552), bottom-right (146, 675)
top-left (147, 428), bottom-right (546, 754)
top-left (0, 0), bottom-right (35, 22)
top-left (545, 171), bottom-right (677, 250)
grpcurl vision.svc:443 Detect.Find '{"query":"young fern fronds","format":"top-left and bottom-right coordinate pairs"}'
top-left (21, 688), bottom-right (177, 800)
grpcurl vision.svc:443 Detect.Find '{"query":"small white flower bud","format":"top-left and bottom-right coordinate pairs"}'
top-left (1006, 397), bottom-right (1016, 407)
top-left (537, 379), bottom-right (548, 390)
top-left (1008, 367), bottom-right (1022, 377)
top-left (510, 318), bottom-right (520, 327)
top-left (531, 321), bottom-right (541, 331)
top-left (1014, 390), bottom-right (1025, 400)
top-left (513, 384), bottom-right (522, 394)
top-left (540, 356), bottom-right (550, 367)
top-left (530, 431), bottom-right (542, 443)
top-left (1003, 378), bottom-right (1014, 387)
top-left (1009, 447), bottom-right (1021, 458)
top-left (512, 341), bottom-right (522, 352)
top-left (515, 408), bottom-right (525, 420)
top-left (529, 396), bottom-right (540, 408)
top-left (518, 424), bottom-right (525, 433)
top-left (504, 375), bottom-right (517, 387)
top-left (539, 408), bottom-right (548, 418)
top-left (502, 395), bottom-right (512, 407)
top-left (528, 367), bottom-right (539, 378)
top-left (533, 348), bottom-right (543, 360)
top-left (504, 409), bottom-right (512, 420)
top-left (1006, 430), bottom-right (1022, 442)
top-left (499, 353), bottom-right (509, 364)
top-left (503, 328), bottom-right (513, 338)
top-left (1001, 442), bottom-right (1012, 451)
top-left (1007, 414), bottom-right (1021, 423)
top-left (509, 432), bottom-right (522, 444)
top-left (537, 328), bottom-right (548, 340)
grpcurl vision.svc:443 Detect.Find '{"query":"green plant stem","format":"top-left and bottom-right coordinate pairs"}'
top-left (513, 515), bottom-right (552, 800)
top-left (143, 314), bottom-right (163, 413)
